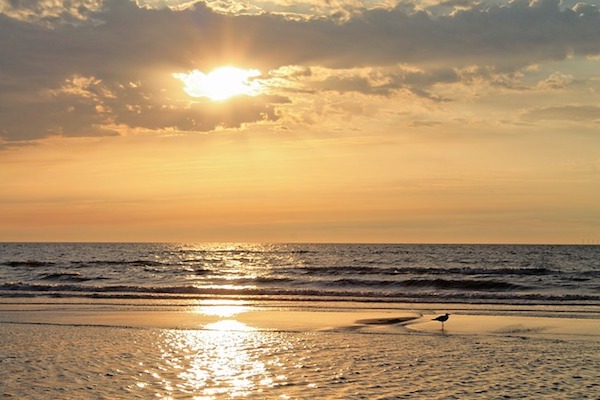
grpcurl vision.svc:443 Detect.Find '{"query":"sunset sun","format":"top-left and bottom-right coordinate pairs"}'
top-left (173, 66), bottom-right (263, 101)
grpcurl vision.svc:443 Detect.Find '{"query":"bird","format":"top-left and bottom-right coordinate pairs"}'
top-left (432, 313), bottom-right (450, 330)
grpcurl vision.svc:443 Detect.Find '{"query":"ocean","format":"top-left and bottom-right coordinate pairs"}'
top-left (2, 243), bottom-right (600, 399)
top-left (1, 242), bottom-right (599, 307)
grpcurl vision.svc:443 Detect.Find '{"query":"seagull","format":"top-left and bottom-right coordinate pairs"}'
top-left (432, 313), bottom-right (450, 329)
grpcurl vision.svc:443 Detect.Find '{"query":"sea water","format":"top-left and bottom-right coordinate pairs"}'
top-left (1, 243), bottom-right (598, 307)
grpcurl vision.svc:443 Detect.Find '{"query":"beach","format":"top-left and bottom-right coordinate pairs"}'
top-left (1, 301), bottom-right (599, 399)
top-left (2, 243), bottom-right (599, 398)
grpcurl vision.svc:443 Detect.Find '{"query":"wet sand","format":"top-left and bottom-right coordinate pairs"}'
top-left (1, 302), bottom-right (598, 338)
top-left (1, 302), bottom-right (599, 399)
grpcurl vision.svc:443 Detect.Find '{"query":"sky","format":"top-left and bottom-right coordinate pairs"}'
top-left (1, 0), bottom-right (599, 244)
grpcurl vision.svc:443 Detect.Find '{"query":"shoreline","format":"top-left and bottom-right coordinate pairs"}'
top-left (1, 299), bottom-right (598, 340)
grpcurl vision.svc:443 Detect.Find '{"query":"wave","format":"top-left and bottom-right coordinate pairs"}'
top-left (203, 276), bottom-right (296, 285)
top-left (175, 248), bottom-right (318, 255)
top-left (70, 260), bottom-right (166, 268)
top-left (1, 282), bottom-right (598, 304)
top-left (0, 277), bottom-right (535, 297)
top-left (398, 278), bottom-right (529, 291)
top-left (39, 272), bottom-right (93, 283)
top-left (275, 266), bottom-right (554, 277)
top-left (3, 261), bottom-right (56, 268)
top-left (317, 278), bottom-right (529, 291)
top-left (3, 259), bottom-right (170, 270)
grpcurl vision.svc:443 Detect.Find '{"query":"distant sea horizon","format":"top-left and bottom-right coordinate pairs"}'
top-left (2, 240), bottom-right (599, 245)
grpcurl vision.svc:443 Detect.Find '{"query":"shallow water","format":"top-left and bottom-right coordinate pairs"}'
top-left (1, 323), bottom-right (598, 399)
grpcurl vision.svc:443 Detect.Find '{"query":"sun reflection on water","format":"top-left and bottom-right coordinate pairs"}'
top-left (193, 301), bottom-right (250, 318)
top-left (156, 321), bottom-right (284, 399)
top-left (204, 320), bottom-right (255, 332)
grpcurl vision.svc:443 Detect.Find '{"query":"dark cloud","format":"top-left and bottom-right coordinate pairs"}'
top-left (1, 0), bottom-right (599, 141)
top-left (239, 0), bottom-right (600, 70)
top-left (108, 92), bottom-right (288, 131)
top-left (0, 93), bottom-right (117, 140)
top-left (310, 67), bottom-right (457, 100)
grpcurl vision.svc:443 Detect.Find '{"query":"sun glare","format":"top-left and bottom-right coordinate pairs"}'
top-left (194, 304), bottom-right (249, 318)
top-left (204, 320), bottom-right (255, 331)
top-left (174, 66), bottom-right (263, 101)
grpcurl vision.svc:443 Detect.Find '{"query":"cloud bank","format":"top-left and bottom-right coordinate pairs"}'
top-left (1, 0), bottom-right (599, 142)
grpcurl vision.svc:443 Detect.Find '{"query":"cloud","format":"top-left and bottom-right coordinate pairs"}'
top-left (0, 75), bottom-right (118, 140)
top-left (0, 1), bottom-right (292, 141)
top-left (1, 0), bottom-right (599, 142)
top-left (151, 0), bottom-right (396, 20)
top-left (287, 65), bottom-right (456, 100)
top-left (0, 0), bottom-right (104, 26)
top-left (536, 72), bottom-right (575, 90)
top-left (411, 120), bottom-right (443, 128)
top-left (521, 105), bottom-right (600, 123)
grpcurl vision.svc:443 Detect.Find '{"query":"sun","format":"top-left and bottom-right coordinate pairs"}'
top-left (173, 66), bottom-right (263, 101)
